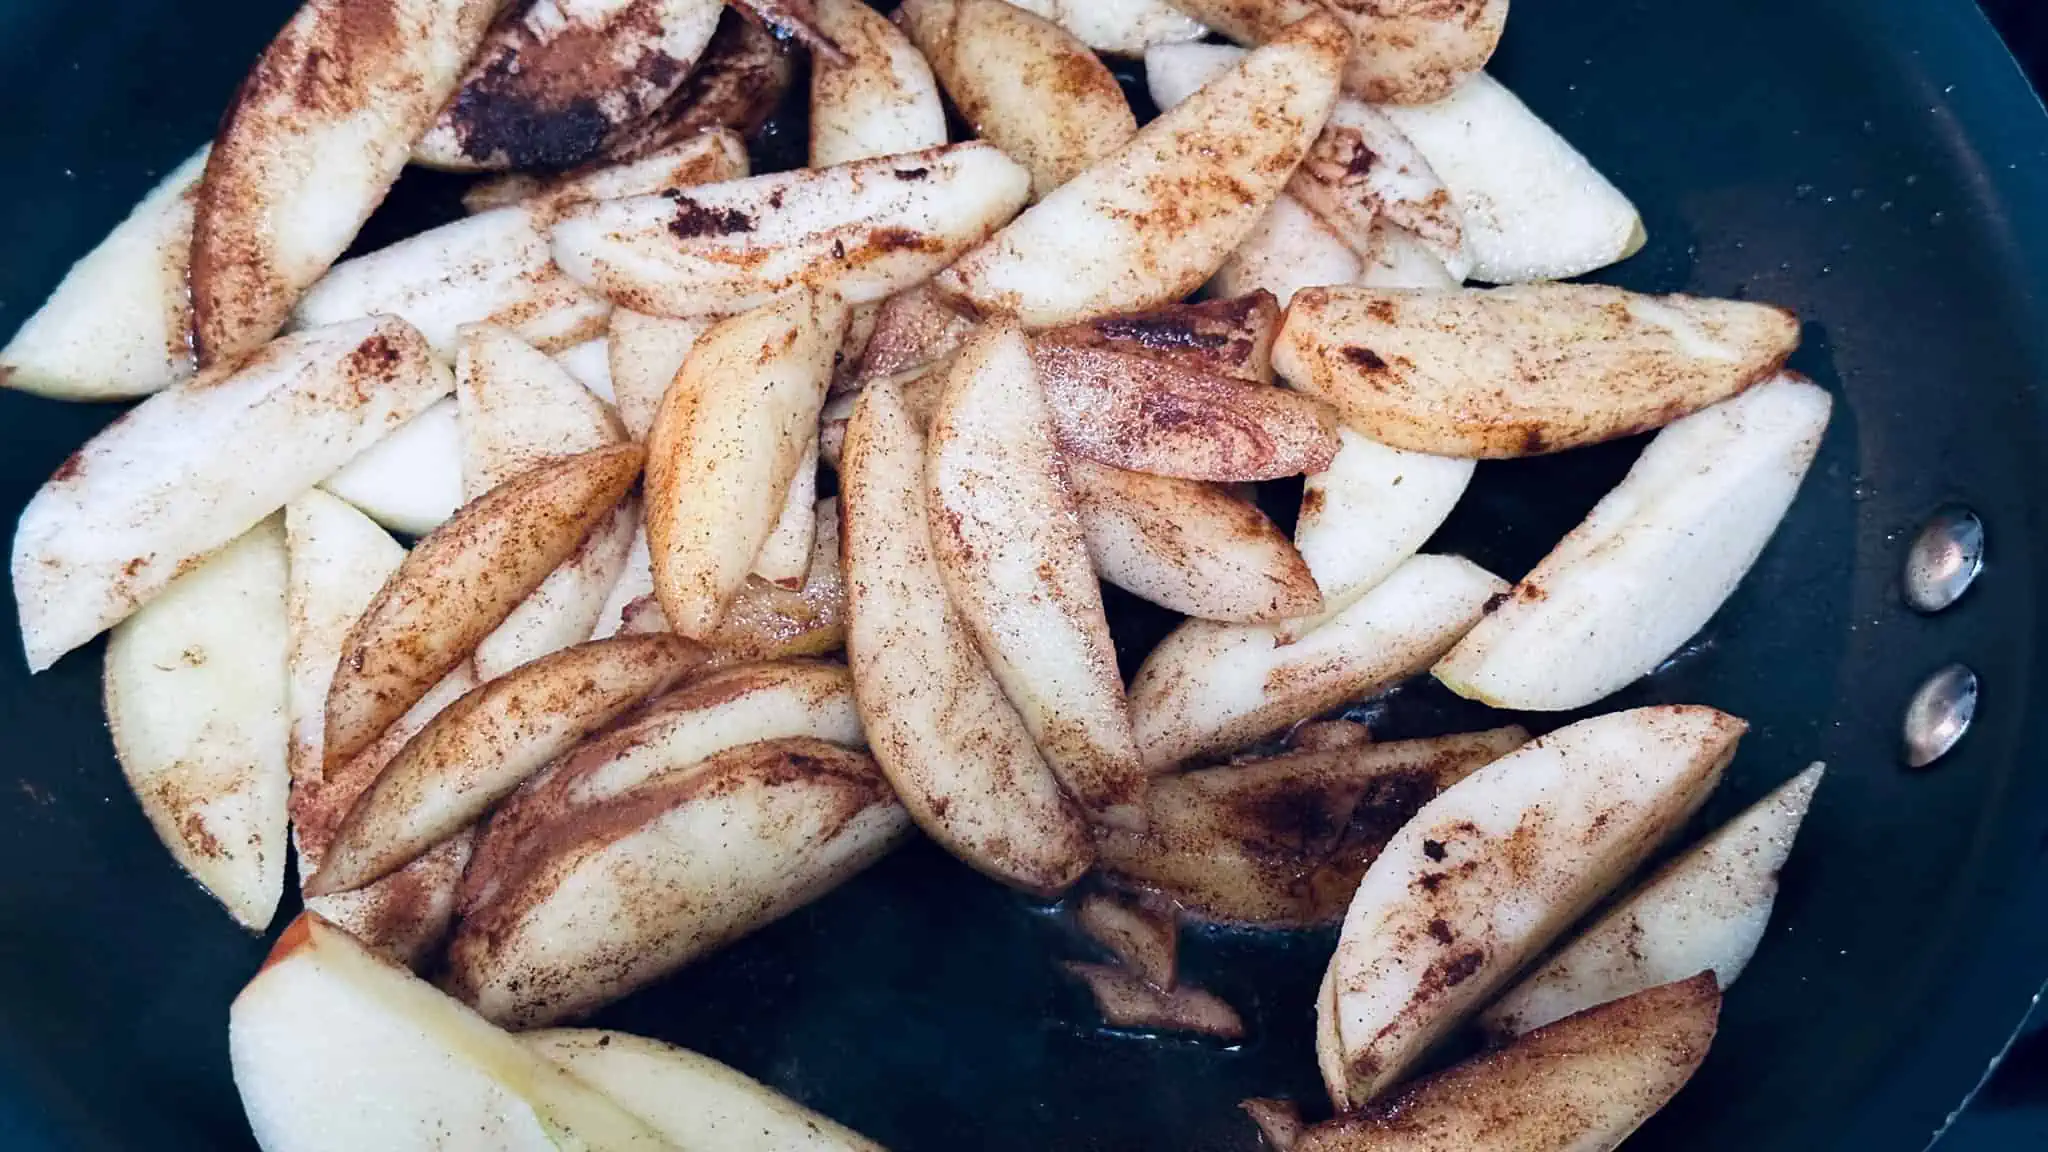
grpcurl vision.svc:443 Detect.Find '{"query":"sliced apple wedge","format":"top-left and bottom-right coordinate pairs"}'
top-left (1100, 728), bottom-right (1526, 927)
top-left (1434, 374), bottom-right (1832, 711)
top-left (810, 0), bottom-right (948, 167)
top-left (608, 309), bottom-right (716, 441)
top-left (646, 290), bottom-right (844, 638)
top-left (1357, 222), bottom-right (1459, 290)
top-left (1076, 891), bottom-right (1178, 989)
top-left (851, 284), bottom-right (978, 388)
top-left (1039, 292), bottom-right (1279, 385)
top-left (605, 12), bottom-right (795, 161)
top-left (448, 737), bottom-right (910, 1027)
top-left (899, 0), bottom-right (1136, 199)
top-left (189, 0), bottom-right (495, 364)
top-left (702, 499), bottom-right (849, 661)
top-left (308, 635), bottom-right (709, 897)
top-left (926, 324), bottom-right (1147, 829)
top-left (1163, 0), bottom-right (1505, 106)
top-left (1301, 974), bottom-right (1720, 1152)
top-left (842, 380), bottom-right (1092, 894)
top-left (553, 337), bottom-right (615, 402)
top-left (462, 129), bottom-right (751, 219)
top-left (230, 915), bottom-right (672, 1151)
top-left (1211, 194), bottom-right (1362, 309)
top-left (1242, 1098), bottom-right (1306, 1152)
top-left (324, 443), bottom-right (644, 771)
top-left (552, 142), bottom-right (1031, 317)
top-left (1275, 284), bottom-right (1802, 458)
top-left (592, 519), bottom-right (656, 641)
top-left (1034, 342), bottom-right (1338, 481)
top-left (1067, 457), bottom-right (1319, 624)
top-left (1326, 706), bottom-right (1742, 1106)
top-left (1484, 763), bottom-right (1824, 1038)
top-left (1064, 963), bottom-right (1244, 1039)
top-left (937, 13), bottom-right (1348, 326)
top-left (103, 517), bottom-right (288, 931)
top-left (319, 397), bottom-right (464, 538)
top-left (413, 0), bottom-right (723, 170)
top-left (525, 1029), bottom-right (886, 1151)
top-left (2, 146), bottom-right (205, 401)
top-left (1380, 72), bottom-right (1645, 284)
top-left (1278, 428), bottom-right (1475, 644)
top-left (1003, 0), bottom-right (1207, 56)
top-left (752, 437), bottom-right (820, 588)
top-left (1130, 553), bottom-right (1504, 771)
top-left (291, 206), bottom-right (613, 360)
top-left (13, 316), bottom-right (450, 673)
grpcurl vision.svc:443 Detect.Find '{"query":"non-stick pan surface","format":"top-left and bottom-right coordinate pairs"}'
top-left (3, 0), bottom-right (2048, 1148)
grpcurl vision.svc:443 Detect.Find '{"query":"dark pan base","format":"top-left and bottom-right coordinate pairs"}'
top-left (3, 1), bottom-right (2048, 1149)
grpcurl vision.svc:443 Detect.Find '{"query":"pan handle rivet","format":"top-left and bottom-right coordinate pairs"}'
top-left (1903, 506), bottom-right (1983, 613)
top-left (1903, 663), bottom-right (1977, 769)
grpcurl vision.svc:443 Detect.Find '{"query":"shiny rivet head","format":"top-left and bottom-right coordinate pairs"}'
top-left (1903, 663), bottom-right (1977, 769)
top-left (1903, 506), bottom-right (1984, 613)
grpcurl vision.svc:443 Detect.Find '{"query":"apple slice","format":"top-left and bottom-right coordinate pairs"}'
top-left (2, 146), bottom-right (205, 401)
top-left (605, 13), bottom-right (795, 162)
top-left (1076, 891), bottom-right (1178, 989)
top-left (1039, 291), bottom-right (1279, 384)
top-left (448, 737), bottom-right (911, 1027)
top-left (1274, 284), bottom-right (1802, 458)
top-left (230, 915), bottom-right (672, 1151)
top-left (1300, 975), bottom-right (1720, 1152)
top-left (936, 13), bottom-right (1346, 327)
top-left (1434, 374), bottom-right (1833, 711)
top-left (927, 323), bottom-right (1147, 829)
top-left (1099, 728), bottom-right (1527, 927)
top-left (591, 518), bottom-right (655, 641)
top-left (1242, 1098), bottom-right (1305, 1152)
top-left (189, 0), bottom-right (495, 364)
top-left (1064, 963), bottom-right (1244, 1039)
top-left (413, 0), bottom-right (724, 170)
top-left (1163, 0), bottom-right (1505, 106)
top-left (1130, 553), bottom-right (1505, 771)
top-left (702, 499), bottom-right (848, 661)
top-left (319, 397), bottom-right (464, 537)
top-left (552, 141), bottom-right (1031, 317)
top-left (1291, 719), bottom-right (1373, 752)
top-left (553, 338), bottom-right (615, 402)
top-left (1067, 456), bottom-right (1319, 624)
top-left (1211, 195), bottom-right (1361, 309)
top-left (103, 517), bottom-right (288, 930)
top-left (308, 635), bottom-right (709, 896)
top-left (1277, 428), bottom-right (1475, 644)
top-left (1034, 342), bottom-right (1339, 481)
top-left (292, 206), bottom-right (612, 360)
top-left (13, 316), bottom-right (450, 672)
top-left (899, 0), bottom-right (1136, 199)
top-left (1357, 222), bottom-right (1458, 290)
top-left (842, 380), bottom-right (1092, 894)
top-left (851, 284), bottom-right (978, 389)
top-left (1002, 0), bottom-right (1206, 56)
top-left (324, 443), bottom-right (643, 771)
top-left (1326, 706), bottom-right (1742, 1106)
top-left (752, 437), bottom-right (819, 588)
top-left (608, 309), bottom-right (716, 441)
top-left (810, 0), bottom-right (947, 167)
top-left (1380, 72), bottom-right (1645, 284)
top-left (1483, 763), bottom-right (1825, 1038)
top-left (462, 128), bottom-right (751, 218)
top-left (525, 1029), bottom-right (886, 1150)
top-left (646, 290), bottom-right (844, 638)
top-left (1316, 960), bottom-right (1347, 1107)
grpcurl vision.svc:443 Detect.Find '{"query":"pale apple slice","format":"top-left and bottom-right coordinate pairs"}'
top-left (103, 517), bottom-right (288, 930)
top-left (1277, 428), bottom-right (1475, 644)
top-left (608, 309), bottom-right (716, 441)
top-left (189, 0), bottom-right (495, 364)
top-left (1130, 553), bottom-right (1504, 771)
top-left (414, 0), bottom-right (724, 171)
top-left (462, 129), bottom-right (751, 218)
top-left (1162, 0), bottom-right (1506, 106)
top-left (1242, 1098), bottom-right (1305, 1152)
top-left (230, 915), bottom-right (672, 1152)
top-left (308, 635), bottom-right (710, 897)
top-left (1039, 291), bottom-right (1279, 384)
top-left (1316, 960), bottom-right (1347, 1107)
top-left (1003, 0), bottom-right (1206, 56)
top-left (1099, 728), bottom-right (1527, 927)
top-left (752, 437), bottom-right (819, 588)
top-left (899, 0), bottom-right (1136, 199)
top-left (842, 380), bottom-right (1092, 894)
top-left (591, 518), bottom-right (656, 641)
top-left (1357, 222), bottom-right (1459, 290)
top-left (524, 1029), bottom-right (886, 1151)
top-left (1064, 963), bottom-right (1244, 1039)
top-left (1034, 342), bottom-right (1339, 481)
top-left (552, 142), bottom-right (1031, 317)
top-left (936, 13), bottom-right (1346, 327)
top-left (1290, 718), bottom-right (1373, 752)
top-left (647, 290), bottom-right (844, 637)
top-left (1274, 284), bottom-right (1802, 458)
top-left (1326, 706), bottom-right (1742, 1106)
top-left (850, 284), bottom-right (978, 388)
top-left (926, 323), bottom-right (1147, 829)
top-left (1076, 891), bottom-right (1178, 989)
top-left (2, 146), bottom-right (205, 401)
top-left (13, 317), bottom-right (449, 672)
top-left (324, 443), bottom-right (643, 771)
top-left (832, 301), bottom-right (883, 393)
top-left (1067, 457), bottom-right (1319, 624)
top-left (448, 737), bottom-right (911, 1027)
top-left (1300, 974), bottom-right (1720, 1152)
top-left (552, 337), bottom-right (616, 402)
top-left (291, 206), bottom-right (613, 360)
top-left (458, 325), bottom-right (627, 497)
top-left (1210, 195), bottom-right (1361, 308)
top-left (1434, 375), bottom-right (1832, 711)
top-left (1380, 72), bottom-right (1645, 284)
top-left (1483, 763), bottom-right (1825, 1039)
top-left (605, 13), bottom-right (795, 162)
top-left (810, 0), bottom-right (948, 167)
top-left (319, 397), bottom-right (465, 538)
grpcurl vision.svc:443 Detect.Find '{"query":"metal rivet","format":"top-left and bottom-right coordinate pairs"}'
top-left (1903, 506), bottom-right (1984, 613)
top-left (1903, 663), bottom-right (1977, 768)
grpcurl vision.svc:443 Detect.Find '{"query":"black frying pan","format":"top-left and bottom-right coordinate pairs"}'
top-left (2, 0), bottom-right (2047, 1148)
